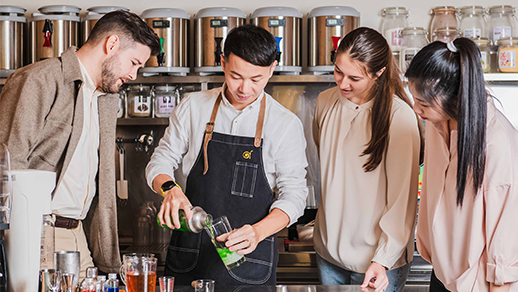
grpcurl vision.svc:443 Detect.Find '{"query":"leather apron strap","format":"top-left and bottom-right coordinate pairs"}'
top-left (203, 92), bottom-right (266, 175)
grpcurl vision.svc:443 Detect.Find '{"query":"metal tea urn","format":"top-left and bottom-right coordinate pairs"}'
top-left (0, 6), bottom-right (26, 78)
top-left (141, 8), bottom-right (190, 76)
top-left (251, 7), bottom-right (302, 75)
top-left (82, 6), bottom-right (129, 45)
top-left (194, 7), bottom-right (245, 75)
top-left (308, 6), bottom-right (360, 74)
top-left (30, 5), bottom-right (80, 63)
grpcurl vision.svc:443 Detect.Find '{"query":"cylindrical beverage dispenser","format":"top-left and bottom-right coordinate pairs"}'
top-left (141, 8), bottom-right (190, 76)
top-left (82, 6), bottom-right (129, 45)
top-left (30, 5), bottom-right (81, 63)
top-left (194, 7), bottom-right (246, 75)
top-left (308, 6), bottom-right (360, 74)
top-left (0, 6), bottom-right (26, 78)
top-left (251, 7), bottom-right (302, 75)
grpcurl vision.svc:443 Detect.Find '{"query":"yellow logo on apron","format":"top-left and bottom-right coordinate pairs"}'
top-left (243, 150), bottom-right (253, 159)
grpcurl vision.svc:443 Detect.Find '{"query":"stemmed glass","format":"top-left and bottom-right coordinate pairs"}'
top-left (48, 270), bottom-right (62, 292)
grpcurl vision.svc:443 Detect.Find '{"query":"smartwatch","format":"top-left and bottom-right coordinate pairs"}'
top-left (161, 180), bottom-right (182, 196)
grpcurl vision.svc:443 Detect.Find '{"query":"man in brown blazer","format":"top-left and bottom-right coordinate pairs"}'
top-left (0, 11), bottom-right (160, 276)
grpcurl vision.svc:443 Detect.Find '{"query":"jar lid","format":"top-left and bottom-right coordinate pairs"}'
top-left (130, 84), bottom-right (151, 90)
top-left (459, 6), bottom-right (485, 15)
top-left (251, 7), bottom-right (303, 18)
top-left (431, 6), bottom-right (456, 14)
top-left (381, 7), bottom-right (409, 16)
top-left (155, 85), bottom-right (177, 91)
top-left (194, 7), bottom-right (246, 19)
top-left (402, 27), bottom-right (427, 35)
top-left (142, 8), bottom-right (190, 20)
top-left (31, 12), bottom-right (81, 22)
top-left (38, 5), bottom-right (81, 14)
top-left (308, 6), bottom-right (360, 18)
top-left (472, 37), bottom-right (489, 45)
top-left (489, 5), bottom-right (515, 14)
top-left (498, 37), bottom-right (518, 46)
top-left (0, 6), bottom-right (27, 22)
top-left (434, 27), bottom-right (458, 34)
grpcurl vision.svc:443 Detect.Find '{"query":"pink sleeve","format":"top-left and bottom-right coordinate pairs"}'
top-left (485, 184), bottom-right (518, 285)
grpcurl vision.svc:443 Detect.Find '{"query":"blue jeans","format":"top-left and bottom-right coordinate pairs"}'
top-left (316, 253), bottom-right (410, 292)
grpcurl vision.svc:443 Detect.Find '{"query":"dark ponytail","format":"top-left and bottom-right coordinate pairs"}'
top-left (405, 38), bottom-right (487, 206)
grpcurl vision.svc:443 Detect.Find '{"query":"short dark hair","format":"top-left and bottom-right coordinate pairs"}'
top-left (223, 24), bottom-right (277, 67)
top-left (86, 10), bottom-right (161, 56)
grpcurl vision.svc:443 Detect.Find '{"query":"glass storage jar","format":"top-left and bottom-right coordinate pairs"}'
top-left (430, 6), bottom-right (458, 40)
top-left (401, 27), bottom-right (428, 72)
top-left (473, 38), bottom-right (491, 73)
top-left (459, 6), bottom-right (486, 39)
top-left (117, 86), bottom-right (127, 118)
top-left (498, 38), bottom-right (518, 72)
top-left (154, 84), bottom-right (180, 118)
top-left (128, 85), bottom-right (153, 118)
top-left (381, 7), bottom-right (411, 65)
top-left (489, 5), bottom-right (516, 45)
top-left (432, 28), bottom-right (459, 43)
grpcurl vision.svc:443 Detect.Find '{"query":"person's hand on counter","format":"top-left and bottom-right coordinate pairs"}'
top-left (361, 262), bottom-right (389, 292)
top-left (154, 174), bottom-right (193, 229)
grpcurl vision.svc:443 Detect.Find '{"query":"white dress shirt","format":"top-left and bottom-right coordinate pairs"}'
top-left (52, 59), bottom-right (103, 220)
top-left (146, 84), bottom-right (308, 226)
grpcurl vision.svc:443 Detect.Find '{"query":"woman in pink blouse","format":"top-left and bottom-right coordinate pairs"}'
top-left (406, 38), bottom-right (518, 292)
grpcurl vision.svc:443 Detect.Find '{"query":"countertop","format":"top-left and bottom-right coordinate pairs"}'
top-left (169, 285), bottom-right (428, 292)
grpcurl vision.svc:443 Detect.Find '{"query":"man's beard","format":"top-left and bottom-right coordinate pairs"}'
top-left (100, 55), bottom-right (121, 94)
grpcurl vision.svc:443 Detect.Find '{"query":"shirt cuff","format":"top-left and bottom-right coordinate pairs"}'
top-left (370, 254), bottom-right (394, 270)
top-left (487, 260), bottom-right (518, 285)
top-left (146, 166), bottom-right (176, 194)
top-left (270, 200), bottom-right (304, 227)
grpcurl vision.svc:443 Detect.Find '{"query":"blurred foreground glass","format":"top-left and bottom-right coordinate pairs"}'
top-left (204, 216), bottom-right (245, 269)
top-left (159, 276), bottom-right (175, 292)
top-left (194, 279), bottom-right (215, 292)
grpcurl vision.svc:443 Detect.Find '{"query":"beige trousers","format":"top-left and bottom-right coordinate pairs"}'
top-left (55, 221), bottom-right (95, 280)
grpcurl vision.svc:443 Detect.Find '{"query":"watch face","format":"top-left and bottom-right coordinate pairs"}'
top-left (162, 181), bottom-right (176, 192)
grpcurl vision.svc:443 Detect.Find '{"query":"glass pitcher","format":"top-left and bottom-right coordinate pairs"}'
top-left (119, 253), bottom-right (157, 292)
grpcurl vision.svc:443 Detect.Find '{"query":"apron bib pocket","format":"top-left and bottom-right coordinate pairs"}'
top-left (231, 161), bottom-right (258, 198)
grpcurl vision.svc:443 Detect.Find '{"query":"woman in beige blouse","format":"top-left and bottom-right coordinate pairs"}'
top-left (313, 27), bottom-right (421, 292)
top-left (406, 38), bottom-right (518, 292)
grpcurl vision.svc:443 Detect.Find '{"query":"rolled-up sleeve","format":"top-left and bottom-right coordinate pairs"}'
top-left (371, 106), bottom-right (420, 269)
top-left (270, 117), bottom-right (308, 226)
top-left (145, 99), bottom-right (191, 192)
top-left (485, 184), bottom-right (518, 285)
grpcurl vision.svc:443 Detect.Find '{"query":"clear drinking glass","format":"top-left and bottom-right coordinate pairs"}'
top-left (194, 279), bottom-right (215, 292)
top-left (205, 216), bottom-right (245, 269)
top-left (48, 270), bottom-right (62, 292)
top-left (159, 276), bottom-right (175, 292)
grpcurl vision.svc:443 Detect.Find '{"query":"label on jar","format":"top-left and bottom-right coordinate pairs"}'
top-left (157, 95), bottom-right (176, 114)
top-left (463, 28), bottom-right (482, 38)
top-left (134, 96), bottom-right (151, 114)
top-left (385, 28), bottom-right (403, 49)
top-left (402, 48), bottom-right (420, 71)
top-left (481, 51), bottom-right (488, 70)
top-left (493, 26), bottom-right (512, 41)
top-left (499, 49), bottom-right (517, 69)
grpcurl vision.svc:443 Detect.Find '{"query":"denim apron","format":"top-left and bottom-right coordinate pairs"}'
top-left (165, 93), bottom-right (278, 286)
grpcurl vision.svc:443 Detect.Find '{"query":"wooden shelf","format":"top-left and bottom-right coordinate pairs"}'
top-left (117, 118), bottom-right (169, 126)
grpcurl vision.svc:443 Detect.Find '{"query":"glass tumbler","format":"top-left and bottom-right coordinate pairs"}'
top-left (194, 279), bottom-right (215, 292)
top-left (205, 216), bottom-right (246, 269)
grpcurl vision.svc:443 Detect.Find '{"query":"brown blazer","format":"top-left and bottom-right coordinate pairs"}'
top-left (0, 47), bottom-right (121, 272)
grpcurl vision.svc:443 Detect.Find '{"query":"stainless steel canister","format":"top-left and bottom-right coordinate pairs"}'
top-left (0, 6), bottom-right (26, 78)
top-left (308, 6), bottom-right (360, 73)
top-left (30, 5), bottom-right (80, 63)
top-left (54, 251), bottom-right (80, 288)
top-left (251, 7), bottom-right (302, 75)
top-left (141, 8), bottom-right (190, 76)
top-left (82, 6), bottom-right (129, 45)
top-left (194, 7), bottom-right (245, 75)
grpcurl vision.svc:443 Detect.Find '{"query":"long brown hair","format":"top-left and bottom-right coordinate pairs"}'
top-left (336, 27), bottom-right (417, 172)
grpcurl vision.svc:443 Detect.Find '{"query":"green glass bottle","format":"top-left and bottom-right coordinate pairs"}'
top-left (157, 206), bottom-right (212, 233)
